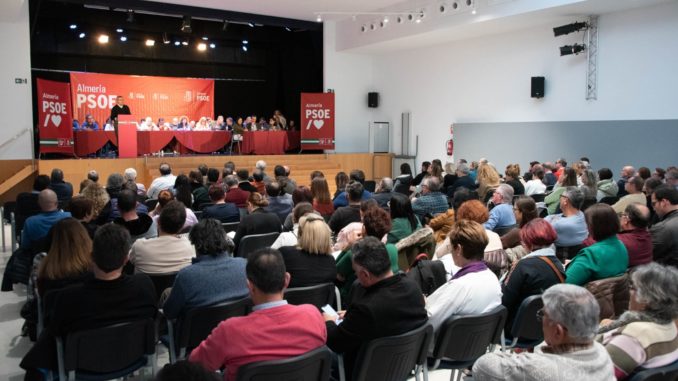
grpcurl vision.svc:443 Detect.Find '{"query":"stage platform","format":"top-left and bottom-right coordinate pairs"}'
top-left (37, 153), bottom-right (394, 195)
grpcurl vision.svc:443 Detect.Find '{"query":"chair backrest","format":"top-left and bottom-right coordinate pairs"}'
top-left (585, 273), bottom-right (629, 320)
top-left (236, 232), bottom-right (280, 258)
top-left (284, 283), bottom-right (334, 309)
top-left (432, 306), bottom-right (507, 363)
top-left (493, 224), bottom-right (517, 237)
top-left (600, 196), bottom-right (619, 205)
top-left (236, 345), bottom-right (332, 381)
top-left (363, 180), bottom-right (376, 193)
top-left (530, 194), bottom-right (546, 203)
top-left (196, 202), bottom-right (213, 211)
top-left (352, 324), bottom-right (433, 381)
top-left (193, 210), bottom-right (203, 220)
top-left (395, 227), bottom-right (435, 270)
top-left (555, 244), bottom-right (584, 262)
top-left (62, 318), bottom-right (156, 374)
top-left (177, 297), bottom-right (252, 351)
top-left (148, 273), bottom-right (178, 301)
top-left (510, 295), bottom-right (544, 342)
top-left (628, 360), bottom-right (678, 381)
top-left (144, 199), bottom-right (158, 210)
top-left (222, 221), bottom-right (240, 234)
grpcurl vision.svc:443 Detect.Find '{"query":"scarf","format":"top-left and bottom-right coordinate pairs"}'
top-left (451, 261), bottom-right (488, 281)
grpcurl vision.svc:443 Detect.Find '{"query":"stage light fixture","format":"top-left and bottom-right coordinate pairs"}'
top-left (120, 36), bottom-right (127, 42)
top-left (316, 15), bottom-right (322, 23)
top-left (202, 36), bottom-right (208, 41)
top-left (247, 22), bottom-right (254, 28)
top-left (209, 43), bottom-right (215, 49)
top-left (174, 41), bottom-right (180, 46)
top-left (162, 32), bottom-right (170, 44)
top-left (285, 27), bottom-right (292, 32)
top-left (181, 16), bottom-right (192, 33)
top-left (145, 39), bottom-right (155, 46)
top-left (242, 40), bottom-right (248, 45)
top-left (126, 10), bottom-right (134, 23)
top-left (182, 41), bottom-right (188, 46)
top-left (197, 43), bottom-right (207, 51)
top-left (78, 32), bottom-right (86, 38)
top-left (559, 43), bottom-right (586, 56)
top-left (242, 45), bottom-right (248, 52)
top-left (116, 28), bottom-right (123, 33)
top-left (553, 21), bottom-right (588, 37)
top-left (69, 24), bottom-right (77, 30)
top-left (222, 20), bottom-right (229, 32)
top-left (98, 34), bottom-right (109, 44)
top-left (383, 16), bottom-right (389, 23)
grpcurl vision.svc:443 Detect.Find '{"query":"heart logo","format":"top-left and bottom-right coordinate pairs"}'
top-left (313, 119), bottom-right (324, 129)
top-left (51, 115), bottom-right (62, 127)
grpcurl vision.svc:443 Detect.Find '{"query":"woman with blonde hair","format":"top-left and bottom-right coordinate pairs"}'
top-left (278, 213), bottom-right (337, 288)
top-left (311, 177), bottom-right (334, 218)
top-left (37, 218), bottom-right (92, 296)
top-left (477, 164), bottom-right (501, 202)
top-left (232, 192), bottom-right (282, 254)
top-left (81, 181), bottom-right (110, 219)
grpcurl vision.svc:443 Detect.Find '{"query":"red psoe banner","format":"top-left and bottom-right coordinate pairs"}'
top-left (37, 78), bottom-right (74, 154)
top-left (300, 92), bottom-right (335, 150)
top-left (69, 72), bottom-right (214, 127)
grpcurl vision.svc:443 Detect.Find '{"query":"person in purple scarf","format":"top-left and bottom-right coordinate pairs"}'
top-left (425, 219), bottom-right (502, 333)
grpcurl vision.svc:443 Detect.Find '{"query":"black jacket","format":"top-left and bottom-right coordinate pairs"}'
top-left (233, 208), bottom-right (282, 253)
top-left (651, 209), bottom-right (678, 268)
top-left (326, 274), bottom-right (428, 380)
top-left (48, 182), bottom-right (73, 205)
top-left (328, 205), bottom-right (361, 235)
top-left (447, 175), bottom-right (476, 198)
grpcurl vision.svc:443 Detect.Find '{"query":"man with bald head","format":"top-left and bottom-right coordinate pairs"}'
top-left (618, 203), bottom-right (653, 267)
top-left (617, 165), bottom-right (635, 197)
top-left (20, 189), bottom-right (71, 249)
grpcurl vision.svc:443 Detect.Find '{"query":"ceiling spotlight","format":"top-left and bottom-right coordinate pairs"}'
top-left (285, 27), bottom-right (292, 32)
top-left (383, 17), bottom-right (389, 23)
top-left (181, 15), bottom-right (192, 33)
top-left (174, 41), bottom-right (180, 46)
top-left (162, 32), bottom-right (170, 44)
top-left (120, 36), bottom-right (127, 42)
top-left (222, 20), bottom-right (229, 32)
top-left (202, 36), bottom-right (208, 41)
top-left (472, 7), bottom-right (477, 15)
top-left (352, 15), bottom-right (357, 21)
top-left (316, 14), bottom-right (322, 23)
top-left (242, 45), bottom-right (248, 52)
top-left (78, 32), bottom-right (86, 38)
top-left (97, 34), bottom-right (109, 44)
top-left (242, 40), bottom-right (248, 45)
top-left (560, 43), bottom-right (586, 56)
top-left (197, 43), bottom-right (207, 51)
top-left (181, 41), bottom-right (188, 46)
top-left (145, 39), bottom-right (155, 46)
top-left (209, 43), bottom-right (215, 48)
top-left (553, 21), bottom-right (588, 37)
top-left (69, 24), bottom-right (77, 30)
top-left (415, 18), bottom-right (422, 23)
top-left (126, 10), bottom-right (134, 23)
top-left (247, 22), bottom-right (254, 28)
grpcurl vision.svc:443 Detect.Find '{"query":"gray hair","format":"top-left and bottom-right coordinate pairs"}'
top-left (255, 160), bottom-right (267, 170)
top-left (581, 170), bottom-right (598, 189)
top-left (495, 184), bottom-right (514, 204)
top-left (106, 173), bottom-right (125, 190)
top-left (224, 175), bottom-right (239, 188)
top-left (562, 186), bottom-right (584, 209)
top-left (124, 168), bottom-right (137, 181)
top-left (457, 163), bottom-right (470, 175)
top-left (542, 284), bottom-right (600, 342)
top-left (423, 176), bottom-right (441, 192)
top-left (378, 177), bottom-right (393, 192)
top-left (632, 262), bottom-right (678, 323)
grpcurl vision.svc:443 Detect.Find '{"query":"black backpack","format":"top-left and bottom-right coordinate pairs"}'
top-left (407, 255), bottom-right (447, 296)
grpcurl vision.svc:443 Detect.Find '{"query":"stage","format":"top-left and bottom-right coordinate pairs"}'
top-left (37, 153), bottom-right (394, 195)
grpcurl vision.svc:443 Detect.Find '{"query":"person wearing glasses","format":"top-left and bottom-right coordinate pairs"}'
top-left (612, 176), bottom-right (646, 214)
top-left (473, 284), bottom-right (615, 381)
top-left (650, 185), bottom-right (678, 268)
top-left (598, 263), bottom-right (678, 379)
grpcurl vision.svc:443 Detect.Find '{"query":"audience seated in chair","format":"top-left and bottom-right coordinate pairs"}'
top-left (504, 164), bottom-right (525, 196)
top-left (425, 219), bottom-right (502, 333)
top-left (162, 219), bottom-right (248, 320)
top-left (201, 185), bottom-right (239, 223)
top-left (189, 248), bottom-right (326, 381)
top-left (524, 167), bottom-right (547, 196)
top-left (597, 167), bottom-right (619, 201)
top-left (386, 193), bottom-right (421, 244)
top-left (130, 201), bottom-right (196, 275)
top-left (500, 196), bottom-right (538, 254)
top-left (278, 213), bottom-right (337, 288)
top-left (233, 192), bottom-right (282, 254)
top-left (333, 170), bottom-right (372, 209)
top-left (311, 176), bottom-right (334, 218)
top-left (20, 189), bottom-right (71, 251)
top-left (20, 224), bottom-right (157, 380)
top-left (147, 162), bottom-right (177, 200)
top-left (411, 176), bottom-right (449, 221)
top-left (650, 185), bottom-right (678, 268)
top-left (328, 181), bottom-right (364, 235)
top-left (47, 168), bottom-right (73, 207)
top-left (14, 175), bottom-right (50, 234)
top-left (113, 189), bottom-right (157, 241)
top-left (612, 176), bottom-right (647, 214)
top-left (485, 184), bottom-right (517, 233)
top-left (473, 284), bottom-right (615, 381)
top-left (271, 202), bottom-right (314, 249)
top-left (188, 170), bottom-right (210, 209)
top-left (566, 204), bottom-right (628, 286)
top-left (324, 237), bottom-right (428, 381)
top-left (446, 163), bottom-right (476, 198)
top-left (544, 167), bottom-right (578, 215)
top-left (371, 177), bottom-right (393, 209)
top-left (264, 181), bottom-right (293, 225)
top-left (597, 263), bottom-right (678, 379)
top-left (545, 187), bottom-right (588, 249)
top-left (224, 175), bottom-right (251, 209)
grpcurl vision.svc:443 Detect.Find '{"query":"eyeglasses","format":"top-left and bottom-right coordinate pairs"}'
top-left (536, 308), bottom-right (545, 322)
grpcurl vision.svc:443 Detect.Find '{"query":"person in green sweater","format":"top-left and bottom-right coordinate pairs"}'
top-left (545, 167), bottom-right (579, 215)
top-left (566, 203), bottom-right (628, 285)
top-left (336, 205), bottom-right (400, 301)
top-left (386, 193), bottom-right (421, 244)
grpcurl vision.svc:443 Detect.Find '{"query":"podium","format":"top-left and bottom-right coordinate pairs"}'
top-left (117, 115), bottom-right (138, 158)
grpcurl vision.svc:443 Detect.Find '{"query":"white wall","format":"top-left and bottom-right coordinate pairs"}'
top-left (326, 2), bottom-right (678, 169)
top-left (0, 0), bottom-right (33, 160)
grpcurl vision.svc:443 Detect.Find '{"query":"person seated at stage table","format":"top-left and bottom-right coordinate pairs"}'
top-left (79, 114), bottom-right (99, 130)
top-left (233, 117), bottom-right (245, 134)
top-left (72, 119), bottom-right (79, 130)
top-left (193, 117), bottom-right (210, 131)
top-left (202, 185), bottom-right (240, 224)
top-left (213, 115), bottom-right (225, 130)
top-left (138, 116), bottom-right (157, 131)
top-left (274, 109), bottom-right (287, 130)
top-left (225, 117), bottom-right (234, 131)
top-left (175, 116), bottom-right (189, 130)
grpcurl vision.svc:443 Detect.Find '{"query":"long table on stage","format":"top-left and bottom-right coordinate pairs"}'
top-left (74, 130), bottom-right (300, 156)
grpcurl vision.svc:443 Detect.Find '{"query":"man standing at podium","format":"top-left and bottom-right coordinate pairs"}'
top-left (109, 95), bottom-right (131, 122)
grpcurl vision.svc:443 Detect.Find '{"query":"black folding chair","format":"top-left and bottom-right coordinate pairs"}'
top-left (493, 224), bottom-right (517, 237)
top-left (503, 295), bottom-right (544, 350)
top-left (530, 193), bottom-right (546, 203)
top-left (345, 323), bottom-right (433, 381)
top-left (600, 196), bottom-right (619, 205)
top-left (222, 221), bottom-right (240, 234)
top-left (363, 181), bottom-right (376, 193)
top-left (144, 199), bottom-right (159, 210)
top-left (148, 273), bottom-right (178, 301)
top-left (236, 346), bottom-right (332, 381)
top-left (166, 297), bottom-right (252, 363)
top-left (284, 283), bottom-right (338, 310)
top-left (427, 306), bottom-right (507, 381)
top-left (236, 232), bottom-right (280, 258)
top-left (55, 318), bottom-right (157, 381)
top-left (628, 360), bottom-right (678, 381)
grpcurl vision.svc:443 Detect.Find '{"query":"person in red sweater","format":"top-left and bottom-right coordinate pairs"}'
top-left (189, 247), bottom-right (326, 380)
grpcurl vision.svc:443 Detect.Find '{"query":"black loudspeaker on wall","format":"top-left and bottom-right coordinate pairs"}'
top-left (531, 77), bottom-right (545, 98)
top-left (368, 92), bottom-right (379, 108)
